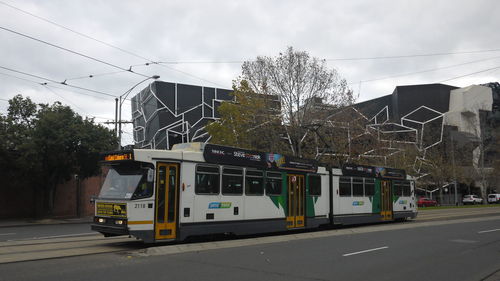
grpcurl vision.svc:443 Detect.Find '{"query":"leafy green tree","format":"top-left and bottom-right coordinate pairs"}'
top-left (206, 80), bottom-right (286, 153)
top-left (1, 95), bottom-right (116, 216)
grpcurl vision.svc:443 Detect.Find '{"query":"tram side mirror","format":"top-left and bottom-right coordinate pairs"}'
top-left (147, 168), bottom-right (154, 182)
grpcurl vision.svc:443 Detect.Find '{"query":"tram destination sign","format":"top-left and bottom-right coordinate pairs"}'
top-left (203, 144), bottom-right (317, 172)
top-left (342, 164), bottom-right (376, 177)
top-left (101, 151), bottom-right (134, 162)
top-left (342, 164), bottom-right (406, 180)
top-left (375, 166), bottom-right (406, 179)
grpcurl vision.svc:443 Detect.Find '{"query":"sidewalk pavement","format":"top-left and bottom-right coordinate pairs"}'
top-left (0, 216), bottom-right (93, 228)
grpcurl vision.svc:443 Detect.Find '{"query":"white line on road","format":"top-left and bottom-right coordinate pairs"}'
top-left (0, 233), bottom-right (16, 236)
top-left (478, 228), bottom-right (500, 234)
top-left (343, 246), bottom-right (389, 257)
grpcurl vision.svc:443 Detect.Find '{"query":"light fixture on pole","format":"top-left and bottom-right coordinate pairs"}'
top-left (117, 75), bottom-right (160, 149)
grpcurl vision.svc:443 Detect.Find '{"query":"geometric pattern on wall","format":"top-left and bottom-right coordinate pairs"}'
top-left (313, 103), bottom-right (445, 179)
top-left (131, 81), bottom-right (233, 149)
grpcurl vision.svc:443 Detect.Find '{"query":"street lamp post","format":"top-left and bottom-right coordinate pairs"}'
top-left (116, 75), bottom-right (160, 149)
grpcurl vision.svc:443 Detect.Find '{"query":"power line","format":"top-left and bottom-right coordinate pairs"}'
top-left (5, 1), bottom-right (500, 65)
top-left (0, 71), bottom-right (116, 120)
top-left (42, 84), bottom-right (88, 113)
top-left (0, 3), bottom-right (228, 87)
top-left (0, 65), bottom-right (117, 98)
top-left (0, 25), bottom-right (151, 78)
top-left (439, 65), bottom-right (500, 83)
top-left (326, 48), bottom-right (500, 61)
top-left (0, 70), bottom-right (111, 105)
top-left (350, 55), bottom-right (500, 85)
top-left (156, 63), bottom-right (229, 88)
top-left (66, 70), bottom-right (128, 81)
top-left (0, 0), bottom-right (152, 62)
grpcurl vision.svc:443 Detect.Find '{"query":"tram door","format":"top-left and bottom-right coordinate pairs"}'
top-left (287, 174), bottom-right (305, 228)
top-left (155, 163), bottom-right (179, 240)
top-left (380, 180), bottom-right (393, 220)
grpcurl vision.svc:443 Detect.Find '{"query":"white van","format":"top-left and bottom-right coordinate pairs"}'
top-left (487, 194), bottom-right (500, 204)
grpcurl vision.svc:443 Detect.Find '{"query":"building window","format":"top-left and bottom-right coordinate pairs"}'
top-left (309, 175), bottom-right (321, 196)
top-left (245, 170), bottom-right (264, 195)
top-left (195, 165), bottom-right (219, 194)
top-left (222, 167), bottom-right (243, 195)
top-left (339, 176), bottom-right (351, 196)
top-left (266, 172), bottom-right (282, 195)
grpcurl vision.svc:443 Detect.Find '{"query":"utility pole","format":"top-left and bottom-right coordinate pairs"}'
top-left (114, 98), bottom-right (118, 136)
top-left (115, 75), bottom-right (160, 150)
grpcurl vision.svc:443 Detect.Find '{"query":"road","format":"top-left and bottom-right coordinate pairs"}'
top-left (0, 207), bottom-right (499, 281)
top-left (0, 223), bottom-right (95, 242)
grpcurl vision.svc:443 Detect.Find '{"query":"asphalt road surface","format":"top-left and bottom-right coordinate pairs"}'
top-left (0, 223), bottom-right (94, 242)
top-left (0, 210), bottom-right (499, 281)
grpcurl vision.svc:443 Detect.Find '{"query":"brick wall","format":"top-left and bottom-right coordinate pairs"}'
top-left (0, 173), bottom-right (105, 219)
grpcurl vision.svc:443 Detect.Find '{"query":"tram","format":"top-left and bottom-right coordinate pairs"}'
top-left (91, 143), bottom-right (417, 243)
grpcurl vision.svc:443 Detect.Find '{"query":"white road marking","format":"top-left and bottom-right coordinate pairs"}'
top-left (0, 233), bottom-right (16, 236)
top-left (450, 239), bottom-right (478, 244)
top-left (343, 246), bottom-right (389, 257)
top-left (478, 228), bottom-right (500, 234)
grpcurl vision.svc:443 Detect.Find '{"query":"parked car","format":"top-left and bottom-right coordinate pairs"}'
top-left (487, 194), bottom-right (500, 204)
top-left (417, 197), bottom-right (438, 207)
top-left (462, 194), bottom-right (483, 205)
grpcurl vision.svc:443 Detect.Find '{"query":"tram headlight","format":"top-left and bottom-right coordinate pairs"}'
top-left (98, 218), bottom-right (106, 223)
top-left (115, 220), bottom-right (124, 225)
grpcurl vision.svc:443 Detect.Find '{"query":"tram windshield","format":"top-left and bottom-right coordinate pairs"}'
top-left (99, 162), bottom-right (154, 200)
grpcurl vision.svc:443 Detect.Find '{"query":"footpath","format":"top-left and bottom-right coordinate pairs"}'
top-left (0, 217), bottom-right (92, 228)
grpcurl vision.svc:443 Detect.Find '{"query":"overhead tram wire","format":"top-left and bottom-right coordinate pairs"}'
top-left (0, 70), bottom-right (113, 102)
top-left (42, 84), bottom-right (89, 113)
top-left (0, 4), bottom-right (228, 87)
top-left (325, 48), bottom-right (500, 62)
top-left (0, 71), bottom-right (115, 121)
top-left (9, 1), bottom-right (500, 89)
top-left (3, 1), bottom-right (500, 64)
top-left (0, 26), bottom-right (150, 79)
top-left (348, 55), bottom-right (500, 85)
top-left (65, 70), bottom-right (129, 81)
top-left (0, 65), bottom-right (117, 98)
top-left (439, 65), bottom-right (500, 83)
top-left (0, 0), bottom-right (152, 62)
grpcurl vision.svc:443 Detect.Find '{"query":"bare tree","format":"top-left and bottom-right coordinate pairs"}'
top-left (239, 47), bottom-right (355, 157)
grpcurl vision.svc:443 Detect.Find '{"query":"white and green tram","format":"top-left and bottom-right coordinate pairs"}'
top-left (91, 143), bottom-right (417, 243)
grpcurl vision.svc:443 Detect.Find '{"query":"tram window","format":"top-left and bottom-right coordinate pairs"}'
top-left (308, 175), bottom-right (321, 196)
top-left (352, 178), bottom-right (364, 196)
top-left (222, 167), bottom-right (243, 195)
top-left (393, 181), bottom-right (403, 196)
top-left (402, 181), bottom-right (411, 196)
top-left (245, 170), bottom-right (264, 195)
top-left (339, 176), bottom-right (351, 196)
top-left (364, 178), bottom-right (375, 196)
top-left (132, 168), bottom-right (154, 199)
top-left (266, 172), bottom-right (282, 195)
top-left (195, 165), bottom-right (220, 195)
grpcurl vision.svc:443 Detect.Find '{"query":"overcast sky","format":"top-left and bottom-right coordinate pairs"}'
top-left (1, 0), bottom-right (499, 145)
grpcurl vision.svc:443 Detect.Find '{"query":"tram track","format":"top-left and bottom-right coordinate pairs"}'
top-left (0, 235), bottom-right (140, 264)
top-left (1, 207), bottom-right (498, 264)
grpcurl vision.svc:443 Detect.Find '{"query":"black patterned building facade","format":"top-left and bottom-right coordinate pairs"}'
top-left (131, 81), bottom-right (233, 149)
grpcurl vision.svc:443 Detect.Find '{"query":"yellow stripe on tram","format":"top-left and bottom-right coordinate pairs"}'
top-left (128, 220), bottom-right (154, 225)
